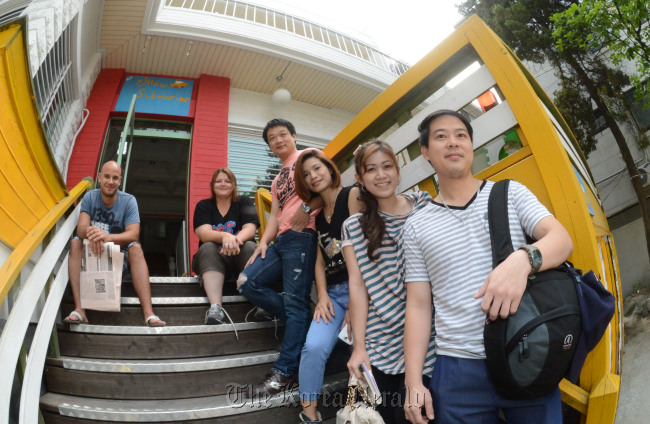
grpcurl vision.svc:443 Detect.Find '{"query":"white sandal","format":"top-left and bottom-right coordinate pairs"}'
top-left (145, 315), bottom-right (166, 327)
top-left (63, 310), bottom-right (88, 324)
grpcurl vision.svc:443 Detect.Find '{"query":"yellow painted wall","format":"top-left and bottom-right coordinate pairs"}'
top-left (0, 24), bottom-right (67, 248)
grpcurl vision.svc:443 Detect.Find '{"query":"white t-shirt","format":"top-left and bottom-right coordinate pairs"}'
top-left (403, 180), bottom-right (551, 359)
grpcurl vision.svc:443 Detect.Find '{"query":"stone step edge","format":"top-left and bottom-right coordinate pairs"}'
top-left (41, 372), bottom-right (348, 422)
top-left (47, 350), bottom-right (281, 373)
top-left (62, 295), bottom-right (253, 306)
top-left (149, 276), bottom-right (199, 283)
top-left (126, 276), bottom-right (279, 287)
top-left (125, 295), bottom-right (247, 305)
top-left (67, 320), bottom-right (283, 335)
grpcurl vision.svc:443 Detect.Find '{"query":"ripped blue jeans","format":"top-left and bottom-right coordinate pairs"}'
top-left (239, 229), bottom-right (317, 375)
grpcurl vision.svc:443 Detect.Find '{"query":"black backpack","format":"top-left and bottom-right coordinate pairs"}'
top-left (483, 180), bottom-right (582, 400)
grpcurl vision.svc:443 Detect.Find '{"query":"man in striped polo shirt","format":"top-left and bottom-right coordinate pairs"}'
top-left (401, 110), bottom-right (573, 423)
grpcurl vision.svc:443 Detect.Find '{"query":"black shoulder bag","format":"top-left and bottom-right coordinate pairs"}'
top-left (483, 179), bottom-right (582, 399)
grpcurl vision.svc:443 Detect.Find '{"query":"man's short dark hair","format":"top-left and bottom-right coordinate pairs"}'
top-left (418, 109), bottom-right (474, 147)
top-left (262, 118), bottom-right (296, 144)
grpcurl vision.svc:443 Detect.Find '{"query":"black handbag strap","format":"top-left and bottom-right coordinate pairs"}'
top-left (487, 179), bottom-right (514, 267)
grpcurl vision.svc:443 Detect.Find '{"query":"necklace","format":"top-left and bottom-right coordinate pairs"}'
top-left (438, 180), bottom-right (482, 225)
top-left (325, 187), bottom-right (341, 221)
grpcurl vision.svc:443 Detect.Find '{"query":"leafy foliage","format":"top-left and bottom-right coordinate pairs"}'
top-left (553, 80), bottom-right (599, 155)
top-left (458, 0), bottom-right (636, 158)
top-left (458, 0), bottom-right (650, 261)
top-left (554, 56), bottom-right (631, 155)
top-left (552, 0), bottom-right (650, 107)
top-left (458, 0), bottom-right (577, 63)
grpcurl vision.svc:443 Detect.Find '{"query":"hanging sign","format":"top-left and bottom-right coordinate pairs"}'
top-left (115, 75), bottom-right (193, 116)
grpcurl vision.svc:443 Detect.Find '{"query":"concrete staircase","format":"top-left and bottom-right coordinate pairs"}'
top-left (40, 277), bottom-right (348, 423)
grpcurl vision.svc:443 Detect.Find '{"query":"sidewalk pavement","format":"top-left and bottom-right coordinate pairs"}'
top-left (615, 318), bottom-right (650, 423)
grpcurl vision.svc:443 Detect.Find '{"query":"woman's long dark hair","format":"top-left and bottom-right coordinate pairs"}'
top-left (353, 139), bottom-right (399, 261)
top-left (294, 149), bottom-right (341, 202)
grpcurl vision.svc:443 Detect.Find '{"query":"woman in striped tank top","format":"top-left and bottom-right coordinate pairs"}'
top-left (341, 140), bottom-right (436, 424)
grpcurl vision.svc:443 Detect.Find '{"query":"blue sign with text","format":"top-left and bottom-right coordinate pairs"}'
top-left (115, 75), bottom-right (193, 116)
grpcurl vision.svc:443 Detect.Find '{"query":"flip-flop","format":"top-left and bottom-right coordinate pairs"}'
top-left (145, 315), bottom-right (166, 327)
top-left (63, 311), bottom-right (88, 324)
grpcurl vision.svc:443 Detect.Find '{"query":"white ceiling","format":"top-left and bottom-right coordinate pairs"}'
top-left (100, 0), bottom-right (388, 114)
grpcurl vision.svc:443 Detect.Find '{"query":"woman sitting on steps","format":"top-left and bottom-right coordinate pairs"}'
top-left (192, 167), bottom-right (259, 324)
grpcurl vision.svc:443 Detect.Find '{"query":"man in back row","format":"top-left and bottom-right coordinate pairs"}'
top-left (63, 160), bottom-right (165, 327)
top-left (403, 110), bottom-right (573, 423)
top-left (237, 118), bottom-right (320, 396)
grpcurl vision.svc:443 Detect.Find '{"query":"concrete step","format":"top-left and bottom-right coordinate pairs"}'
top-left (41, 372), bottom-right (348, 422)
top-left (122, 282), bottom-right (207, 298)
top-left (148, 277), bottom-right (200, 283)
top-left (123, 295), bottom-right (248, 305)
top-left (64, 321), bottom-right (282, 335)
top-left (56, 322), bottom-right (285, 360)
top-left (47, 350), bottom-right (280, 373)
top-left (63, 294), bottom-right (250, 306)
top-left (44, 351), bottom-right (280, 400)
top-left (60, 303), bottom-right (257, 326)
top-left (44, 345), bottom-right (349, 400)
top-left (118, 277), bottom-right (281, 298)
top-left (123, 277), bottom-right (230, 298)
top-left (60, 296), bottom-right (274, 325)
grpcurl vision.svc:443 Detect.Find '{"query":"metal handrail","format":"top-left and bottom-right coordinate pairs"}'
top-left (20, 252), bottom-right (71, 423)
top-left (0, 179), bottom-right (90, 305)
top-left (0, 202), bottom-right (81, 422)
top-left (163, 0), bottom-right (410, 76)
top-left (0, 179), bottom-right (89, 423)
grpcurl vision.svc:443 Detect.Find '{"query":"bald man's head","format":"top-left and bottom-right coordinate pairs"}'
top-left (100, 160), bottom-right (122, 176)
top-left (98, 161), bottom-right (122, 199)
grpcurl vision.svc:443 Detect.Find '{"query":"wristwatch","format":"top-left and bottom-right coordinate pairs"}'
top-left (519, 244), bottom-right (542, 276)
top-left (301, 203), bottom-right (311, 214)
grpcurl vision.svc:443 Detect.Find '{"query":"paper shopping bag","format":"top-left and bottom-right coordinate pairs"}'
top-left (80, 240), bottom-right (123, 312)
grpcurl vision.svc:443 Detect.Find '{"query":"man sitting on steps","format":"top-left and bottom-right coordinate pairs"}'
top-left (63, 160), bottom-right (166, 327)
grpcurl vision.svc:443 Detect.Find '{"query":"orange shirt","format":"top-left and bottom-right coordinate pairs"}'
top-left (272, 150), bottom-right (318, 234)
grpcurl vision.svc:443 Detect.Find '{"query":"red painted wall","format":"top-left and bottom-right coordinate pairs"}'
top-left (66, 70), bottom-right (229, 275)
top-left (187, 75), bottom-right (230, 269)
top-left (66, 69), bottom-right (125, 187)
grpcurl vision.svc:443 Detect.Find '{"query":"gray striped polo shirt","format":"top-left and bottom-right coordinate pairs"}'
top-left (404, 180), bottom-right (551, 359)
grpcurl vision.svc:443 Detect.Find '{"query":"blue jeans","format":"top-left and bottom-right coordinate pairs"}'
top-left (239, 229), bottom-right (317, 376)
top-left (299, 282), bottom-right (349, 401)
top-left (429, 355), bottom-right (562, 423)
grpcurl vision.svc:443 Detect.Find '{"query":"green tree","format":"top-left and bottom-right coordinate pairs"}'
top-left (552, 0), bottom-right (650, 107)
top-left (458, 0), bottom-right (650, 262)
top-left (553, 58), bottom-right (632, 156)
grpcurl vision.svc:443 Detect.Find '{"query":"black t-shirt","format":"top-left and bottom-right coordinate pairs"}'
top-left (316, 186), bottom-right (354, 286)
top-left (192, 196), bottom-right (260, 247)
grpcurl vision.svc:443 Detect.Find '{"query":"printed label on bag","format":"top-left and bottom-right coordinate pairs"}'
top-left (563, 334), bottom-right (574, 350)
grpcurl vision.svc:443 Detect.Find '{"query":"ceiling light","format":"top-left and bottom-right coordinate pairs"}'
top-left (272, 62), bottom-right (291, 105)
top-left (272, 88), bottom-right (291, 105)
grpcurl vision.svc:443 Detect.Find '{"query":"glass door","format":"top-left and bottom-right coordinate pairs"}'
top-left (99, 119), bottom-right (192, 276)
